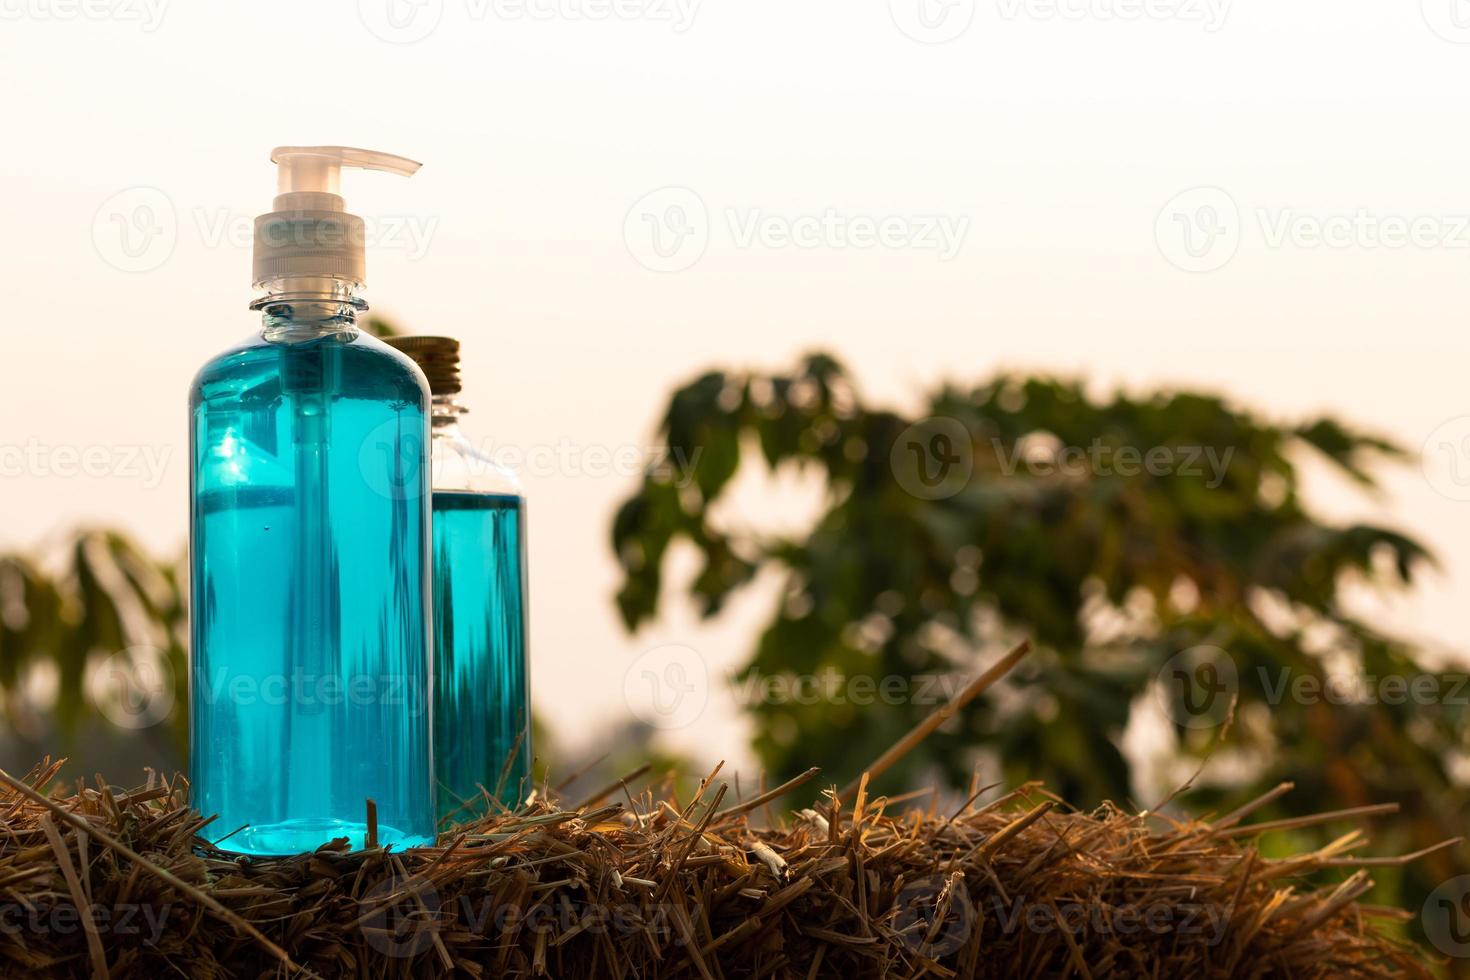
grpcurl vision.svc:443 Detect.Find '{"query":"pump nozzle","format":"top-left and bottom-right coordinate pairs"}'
top-left (253, 145), bottom-right (422, 288)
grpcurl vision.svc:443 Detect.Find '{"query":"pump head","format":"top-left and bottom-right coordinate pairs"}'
top-left (252, 145), bottom-right (421, 289)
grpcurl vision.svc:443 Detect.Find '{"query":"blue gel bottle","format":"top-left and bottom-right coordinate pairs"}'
top-left (189, 147), bottom-right (436, 855)
top-left (385, 337), bottom-right (531, 823)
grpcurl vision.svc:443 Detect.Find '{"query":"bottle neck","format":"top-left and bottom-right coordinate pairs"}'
top-left (252, 276), bottom-right (367, 342)
top-left (431, 394), bottom-right (468, 430)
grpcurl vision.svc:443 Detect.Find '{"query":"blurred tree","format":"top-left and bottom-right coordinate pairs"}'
top-left (611, 352), bottom-right (1467, 909)
top-left (365, 314), bottom-right (404, 339)
top-left (0, 531), bottom-right (186, 752)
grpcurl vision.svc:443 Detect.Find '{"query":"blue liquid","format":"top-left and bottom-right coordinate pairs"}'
top-left (431, 491), bottom-right (530, 822)
top-left (190, 329), bottom-right (436, 855)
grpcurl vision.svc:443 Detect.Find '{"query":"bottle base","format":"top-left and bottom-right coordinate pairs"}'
top-left (209, 818), bottom-right (435, 857)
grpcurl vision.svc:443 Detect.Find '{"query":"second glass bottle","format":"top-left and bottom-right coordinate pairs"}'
top-left (386, 336), bottom-right (532, 823)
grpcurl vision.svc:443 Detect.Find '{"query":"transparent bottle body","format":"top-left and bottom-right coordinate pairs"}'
top-left (429, 407), bottom-right (531, 822)
top-left (189, 292), bottom-right (435, 855)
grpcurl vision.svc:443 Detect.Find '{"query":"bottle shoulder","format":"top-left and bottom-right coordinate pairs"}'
top-left (191, 328), bottom-right (431, 410)
top-left (431, 426), bottom-right (525, 496)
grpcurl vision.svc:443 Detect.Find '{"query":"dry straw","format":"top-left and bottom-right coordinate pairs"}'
top-left (0, 641), bottom-right (1452, 978)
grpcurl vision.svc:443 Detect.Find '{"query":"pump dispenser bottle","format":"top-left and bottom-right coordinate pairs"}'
top-left (190, 147), bottom-right (436, 855)
top-left (385, 336), bottom-right (531, 822)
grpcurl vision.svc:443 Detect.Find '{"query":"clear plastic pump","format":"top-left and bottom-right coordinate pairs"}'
top-left (252, 145), bottom-right (422, 288)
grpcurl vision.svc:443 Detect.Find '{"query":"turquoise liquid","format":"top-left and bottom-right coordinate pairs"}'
top-left (190, 329), bottom-right (436, 855)
top-left (431, 491), bottom-right (530, 822)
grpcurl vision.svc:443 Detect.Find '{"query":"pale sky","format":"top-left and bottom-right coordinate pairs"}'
top-left (1, 0), bottom-right (1468, 773)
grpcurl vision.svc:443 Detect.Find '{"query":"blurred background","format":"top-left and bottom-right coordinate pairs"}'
top-left (3, 0), bottom-right (1470, 946)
